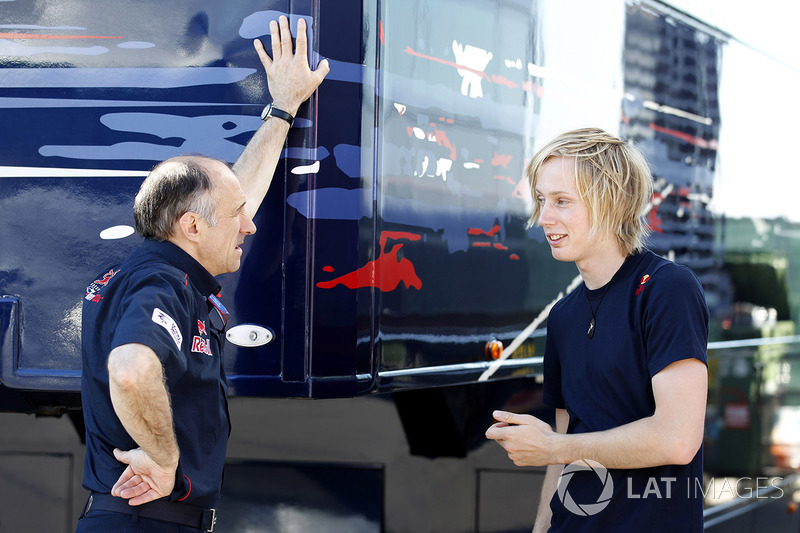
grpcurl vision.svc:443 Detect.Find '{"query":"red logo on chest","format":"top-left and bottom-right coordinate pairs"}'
top-left (635, 274), bottom-right (651, 296)
top-left (191, 336), bottom-right (213, 356)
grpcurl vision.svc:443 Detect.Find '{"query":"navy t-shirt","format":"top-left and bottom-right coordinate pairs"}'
top-left (81, 239), bottom-right (230, 508)
top-left (543, 250), bottom-right (709, 532)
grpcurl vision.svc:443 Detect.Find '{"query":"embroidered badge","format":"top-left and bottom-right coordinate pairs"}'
top-left (94, 269), bottom-right (120, 286)
top-left (152, 308), bottom-right (183, 349)
top-left (635, 274), bottom-right (651, 296)
top-left (191, 336), bottom-right (213, 356)
top-left (84, 268), bottom-right (120, 303)
top-left (197, 320), bottom-right (207, 336)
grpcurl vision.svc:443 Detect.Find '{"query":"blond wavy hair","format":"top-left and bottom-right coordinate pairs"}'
top-left (525, 127), bottom-right (653, 256)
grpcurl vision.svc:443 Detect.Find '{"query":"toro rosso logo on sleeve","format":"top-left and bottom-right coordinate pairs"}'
top-left (152, 308), bottom-right (183, 349)
top-left (84, 268), bottom-right (120, 303)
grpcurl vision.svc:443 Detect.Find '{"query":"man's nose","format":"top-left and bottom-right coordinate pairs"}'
top-left (242, 215), bottom-right (257, 235)
top-left (538, 202), bottom-right (555, 226)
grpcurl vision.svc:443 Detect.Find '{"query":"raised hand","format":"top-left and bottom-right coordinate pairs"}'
top-left (253, 16), bottom-right (330, 116)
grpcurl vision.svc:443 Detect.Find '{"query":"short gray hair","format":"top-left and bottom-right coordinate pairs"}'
top-left (133, 158), bottom-right (219, 241)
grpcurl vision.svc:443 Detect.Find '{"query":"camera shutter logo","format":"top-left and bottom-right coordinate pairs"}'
top-left (557, 459), bottom-right (614, 516)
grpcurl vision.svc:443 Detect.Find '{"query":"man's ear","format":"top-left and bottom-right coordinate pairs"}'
top-left (177, 211), bottom-right (202, 243)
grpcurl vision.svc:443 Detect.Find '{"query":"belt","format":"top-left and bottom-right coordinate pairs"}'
top-left (83, 493), bottom-right (217, 532)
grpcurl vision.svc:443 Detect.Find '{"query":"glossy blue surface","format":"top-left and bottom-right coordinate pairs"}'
top-left (1, 0), bottom-right (798, 410)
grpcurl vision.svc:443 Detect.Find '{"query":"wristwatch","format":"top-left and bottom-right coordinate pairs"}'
top-left (260, 103), bottom-right (294, 127)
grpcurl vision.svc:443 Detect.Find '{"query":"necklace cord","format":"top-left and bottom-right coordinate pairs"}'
top-left (585, 282), bottom-right (611, 339)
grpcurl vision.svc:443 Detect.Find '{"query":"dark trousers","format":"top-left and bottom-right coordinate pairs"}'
top-left (76, 510), bottom-right (204, 532)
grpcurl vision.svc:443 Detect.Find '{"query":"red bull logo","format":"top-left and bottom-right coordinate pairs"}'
top-left (191, 336), bottom-right (212, 356)
top-left (635, 274), bottom-right (651, 296)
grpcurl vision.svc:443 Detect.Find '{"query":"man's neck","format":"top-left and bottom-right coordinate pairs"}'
top-left (167, 236), bottom-right (215, 276)
top-left (577, 249), bottom-right (628, 290)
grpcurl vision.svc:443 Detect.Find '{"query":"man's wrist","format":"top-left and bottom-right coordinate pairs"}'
top-left (550, 432), bottom-right (570, 465)
top-left (260, 103), bottom-right (295, 127)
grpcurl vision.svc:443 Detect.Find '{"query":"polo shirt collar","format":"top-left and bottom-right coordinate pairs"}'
top-left (141, 239), bottom-right (221, 297)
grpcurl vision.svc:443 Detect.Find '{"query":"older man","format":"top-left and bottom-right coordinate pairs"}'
top-left (77, 16), bottom-right (328, 532)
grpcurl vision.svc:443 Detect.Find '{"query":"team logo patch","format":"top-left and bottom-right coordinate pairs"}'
top-left (152, 308), bottom-right (183, 349)
top-left (635, 274), bottom-right (651, 296)
top-left (85, 268), bottom-right (121, 303)
top-left (85, 292), bottom-right (103, 303)
top-left (191, 336), bottom-right (213, 356)
top-left (94, 269), bottom-right (120, 286)
top-left (197, 320), bottom-right (207, 336)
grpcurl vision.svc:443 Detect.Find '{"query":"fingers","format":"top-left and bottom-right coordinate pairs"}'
top-left (114, 477), bottom-right (150, 499)
top-left (113, 448), bottom-right (129, 463)
top-left (315, 58), bottom-right (331, 79)
top-left (110, 447), bottom-right (175, 504)
top-left (253, 39), bottom-right (272, 69)
top-left (127, 487), bottom-right (164, 506)
top-left (262, 16), bottom-right (318, 69)
top-left (279, 16), bottom-right (293, 57)
top-left (260, 17), bottom-right (300, 71)
top-left (493, 410), bottom-right (531, 425)
top-left (112, 465), bottom-right (170, 505)
top-left (269, 19), bottom-right (281, 60)
top-left (486, 411), bottom-right (540, 441)
top-left (485, 424), bottom-right (505, 441)
top-left (111, 465), bottom-right (137, 497)
top-left (294, 18), bottom-right (308, 62)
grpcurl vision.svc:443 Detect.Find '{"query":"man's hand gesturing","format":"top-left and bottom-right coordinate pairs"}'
top-left (254, 16), bottom-right (330, 117)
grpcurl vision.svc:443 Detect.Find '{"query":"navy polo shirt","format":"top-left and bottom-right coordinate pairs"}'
top-left (543, 250), bottom-right (709, 532)
top-left (81, 239), bottom-right (230, 509)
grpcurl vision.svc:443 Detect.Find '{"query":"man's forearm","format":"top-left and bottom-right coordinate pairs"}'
top-left (108, 344), bottom-right (179, 469)
top-left (551, 408), bottom-right (704, 469)
top-left (233, 117), bottom-right (291, 220)
top-left (552, 360), bottom-right (707, 469)
top-left (235, 16), bottom-right (329, 219)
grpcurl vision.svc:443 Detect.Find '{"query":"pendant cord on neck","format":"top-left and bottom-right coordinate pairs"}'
top-left (586, 282), bottom-right (611, 339)
top-left (583, 254), bottom-right (632, 339)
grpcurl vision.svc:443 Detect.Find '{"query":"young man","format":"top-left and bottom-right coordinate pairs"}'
top-left (77, 17), bottom-right (328, 532)
top-left (486, 128), bottom-right (709, 532)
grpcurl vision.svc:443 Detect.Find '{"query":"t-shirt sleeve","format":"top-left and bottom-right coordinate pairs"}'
top-left (111, 272), bottom-right (192, 367)
top-left (641, 264), bottom-right (709, 377)
top-left (543, 303), bottom-right (566, 409)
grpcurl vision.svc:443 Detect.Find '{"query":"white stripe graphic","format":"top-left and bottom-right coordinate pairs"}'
top-left (0, 166), bottom-right (148, 178)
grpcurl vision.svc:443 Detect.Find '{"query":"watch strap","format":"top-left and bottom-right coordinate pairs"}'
top-left (260, 104), bottom-right (294, 127)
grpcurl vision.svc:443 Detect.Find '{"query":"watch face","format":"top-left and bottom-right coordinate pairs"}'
top-left (260, 105), bottom-right (293, 126)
